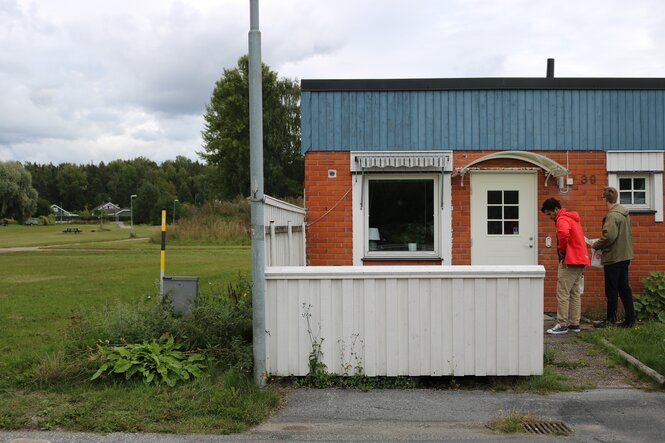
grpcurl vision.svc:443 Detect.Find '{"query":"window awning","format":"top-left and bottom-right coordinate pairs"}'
top-left (454, 151), bottom-right (569, 186)
top-left (352, 151), bottom-right (453, 172)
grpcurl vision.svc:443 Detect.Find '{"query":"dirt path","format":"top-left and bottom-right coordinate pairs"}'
top-left (0, 237), bottom-right (148, 253)
top-left (543, 318), bottom-right (651, 389)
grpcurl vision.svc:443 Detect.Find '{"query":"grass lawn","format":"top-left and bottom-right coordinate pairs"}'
top-left (0, 223), bottom-right (155, 248)
top-left (0, 230), bottom-right (279, 434)
top-left (591, 322), bottom-right (665, 377)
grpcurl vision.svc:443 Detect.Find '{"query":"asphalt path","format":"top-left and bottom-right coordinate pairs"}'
top-left (2, 388), bottom-right (664, 442)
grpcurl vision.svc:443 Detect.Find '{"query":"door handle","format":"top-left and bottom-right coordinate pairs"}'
top-left (528, 236), bottom-right (534, 248)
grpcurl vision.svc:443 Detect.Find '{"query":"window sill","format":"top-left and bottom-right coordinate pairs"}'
top-left (362, 256), bottom-right (443, 263)
top-left (627, 209), bottom-right (657, 214)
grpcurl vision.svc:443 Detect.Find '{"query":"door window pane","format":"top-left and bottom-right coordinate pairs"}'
top-left (486, 190), bottom-right (519, 235)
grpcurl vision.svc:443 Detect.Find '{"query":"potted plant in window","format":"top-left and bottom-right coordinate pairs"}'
top-left (397, 223), bottom-right (427, 251)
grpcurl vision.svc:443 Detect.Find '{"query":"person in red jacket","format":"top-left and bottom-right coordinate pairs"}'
top-left (541, 198), bottom-right (590, 334)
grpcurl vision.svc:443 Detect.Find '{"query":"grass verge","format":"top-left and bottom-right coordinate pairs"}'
top-left (583, 322), bottom-right (665, 378)
top-left (0, 235), bottom-right (279, 434)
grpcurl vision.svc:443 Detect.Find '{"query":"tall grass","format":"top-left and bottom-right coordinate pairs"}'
top-left (153, 198), bottom-right (251, 244)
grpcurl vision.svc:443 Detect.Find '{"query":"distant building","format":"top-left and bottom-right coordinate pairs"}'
top-left (50, 204), bottom-right (78, 223)
top-left (92, 202), bottom-right (130, 221)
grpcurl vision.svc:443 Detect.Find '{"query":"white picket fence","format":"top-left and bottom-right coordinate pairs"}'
top-left (264, 265), bottom-right (545, 377)
top-left (264, 196), bottom-right (306, 266)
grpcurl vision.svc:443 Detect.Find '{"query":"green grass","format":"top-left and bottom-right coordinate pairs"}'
top-left (0, 231), bottom-right (278, 434)
top-left (0, 223), bottom-right (155, 248)
top-left (0, 370), bottom-right (279, 433)
top-left (590, 322), bottom-right (665, 376)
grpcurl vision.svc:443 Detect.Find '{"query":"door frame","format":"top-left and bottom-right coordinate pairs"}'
top-left (470, 170), bottom-right (538, 265)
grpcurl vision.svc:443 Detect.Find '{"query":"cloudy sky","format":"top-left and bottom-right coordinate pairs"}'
top-left (2, 0), bottom-right (664, 165)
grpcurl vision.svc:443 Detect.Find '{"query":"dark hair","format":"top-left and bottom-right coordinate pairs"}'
top-left (540, 198), bottom-right (561, 213)
top-left (603, 187), bottom-right (618, 204)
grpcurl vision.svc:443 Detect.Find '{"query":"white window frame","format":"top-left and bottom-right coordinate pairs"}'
top-left (616, 174), bottom-right (651, 210)
top-left (607, 151), bottom-right (664, 223)
top-left (350, 151), bottom-right (453, 265)
top-left (363, 172), bottom-right (441, 259)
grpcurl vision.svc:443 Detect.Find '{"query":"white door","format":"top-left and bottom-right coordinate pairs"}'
top-left (471, 172), bottom-right (537, 265)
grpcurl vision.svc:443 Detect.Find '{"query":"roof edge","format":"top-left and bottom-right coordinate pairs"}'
top-left (302, 78), bottom-right (665, 92)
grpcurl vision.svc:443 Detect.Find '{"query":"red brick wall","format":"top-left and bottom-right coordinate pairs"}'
top-left (451, 150), bottom-right (665, 312)
top-left (304, 151), bottom-right (353, 265)
top-left (305, 150), bottom-right (665, 313)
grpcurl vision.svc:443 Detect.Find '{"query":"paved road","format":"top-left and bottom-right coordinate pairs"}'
top-left (2, 388), bottom-right (664, 442)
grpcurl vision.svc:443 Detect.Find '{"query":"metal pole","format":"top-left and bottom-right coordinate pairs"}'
top-left (160, 209), bottom-right (166, 296)
top-left (130, 194), bottom-right (137, 228)
top-left (172, 199), bottom-right (178, 225)
top-left (249, 0), bottom-right (266, 386)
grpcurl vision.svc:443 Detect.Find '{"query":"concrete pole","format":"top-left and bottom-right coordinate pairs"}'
top-left (249, 0), bottom-right (266, 386)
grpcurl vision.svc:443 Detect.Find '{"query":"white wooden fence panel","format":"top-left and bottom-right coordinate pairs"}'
top-left (265, 266), bottom-right (545, 377)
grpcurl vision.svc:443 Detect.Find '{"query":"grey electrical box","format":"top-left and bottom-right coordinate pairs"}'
top-left (161, 276), bottom-right (199, 315)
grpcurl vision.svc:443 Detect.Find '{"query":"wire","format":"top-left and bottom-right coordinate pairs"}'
top-left (306, 187), bottom-right (353, 227)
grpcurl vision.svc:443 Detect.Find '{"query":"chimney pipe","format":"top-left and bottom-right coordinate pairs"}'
top-left (546, 58), bottom-right (555, 78)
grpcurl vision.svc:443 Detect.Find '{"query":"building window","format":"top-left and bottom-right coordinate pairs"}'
top-left (365, 173), bottom-right (439, 257)
top-left (618, 175), bottom-right (648, 208)
top-left (487, 190), bottom-right (519, 235)
top-left (606, 151), bottom-right (663, 222)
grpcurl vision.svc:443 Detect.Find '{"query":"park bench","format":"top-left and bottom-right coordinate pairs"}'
top-left (63, 227), bottom-right (82, 233)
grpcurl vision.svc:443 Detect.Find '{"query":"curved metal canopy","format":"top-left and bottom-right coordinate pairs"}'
top-left (454, 151), bottom-right (569, 186)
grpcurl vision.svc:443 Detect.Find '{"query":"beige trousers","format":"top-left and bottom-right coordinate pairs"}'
top-left (556, 263), bottom-right (585, 326)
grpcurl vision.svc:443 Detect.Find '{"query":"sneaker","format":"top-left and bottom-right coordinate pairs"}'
top-left (546, 324), bottom-right (568, 335)
top-left (593, 320), bottom-right (611, 329)
top-left (568, 324), bottom-right (581, 333)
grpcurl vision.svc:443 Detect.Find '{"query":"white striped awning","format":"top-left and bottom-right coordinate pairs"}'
top-left (352, 151), bottom-right (453, 172)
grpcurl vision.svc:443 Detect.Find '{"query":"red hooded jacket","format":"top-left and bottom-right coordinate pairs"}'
top-left (555, 208), bottom-right (590, 266)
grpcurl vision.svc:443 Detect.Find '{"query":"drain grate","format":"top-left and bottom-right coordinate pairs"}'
top-left (522, 419), bottom-right (573, 436)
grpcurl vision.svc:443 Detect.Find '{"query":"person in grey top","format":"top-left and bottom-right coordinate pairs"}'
top-left (592, 187), bottom-right (635, 328)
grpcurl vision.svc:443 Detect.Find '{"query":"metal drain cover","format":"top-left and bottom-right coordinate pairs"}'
top-left (522, 419), bottom-right (573, 436)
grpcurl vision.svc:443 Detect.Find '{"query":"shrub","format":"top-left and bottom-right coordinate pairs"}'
top-left (66, 273), bottom-right (254, 378)
top-left (91, 336), bottom-right (206, 386)
top-left (38, 214), bottom-right (56, 225)
top-left (635, 271), bottom-right (665, 323)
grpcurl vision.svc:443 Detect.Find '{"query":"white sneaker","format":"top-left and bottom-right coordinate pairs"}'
top-left (546, 324), bottom-right (569, 335)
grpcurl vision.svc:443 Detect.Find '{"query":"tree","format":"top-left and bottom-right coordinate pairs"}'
top-left (200, 55), bottom-right (303, 199)
top-left (56, 163), bottom-right (87, 210)
top-left (0, 161), bottom-right (38, 222)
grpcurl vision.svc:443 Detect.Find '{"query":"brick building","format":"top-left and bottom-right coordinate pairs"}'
top-left (300, 74), bottom-right (665, 313)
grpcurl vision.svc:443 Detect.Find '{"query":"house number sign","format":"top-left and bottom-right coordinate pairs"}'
top-left (579, 175), bottom-right (596, 184)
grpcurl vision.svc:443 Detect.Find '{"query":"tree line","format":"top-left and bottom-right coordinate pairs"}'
top-left (1, 56), bottom-right (303, 225)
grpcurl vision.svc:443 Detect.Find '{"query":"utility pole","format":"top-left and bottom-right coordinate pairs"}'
top-left (249, 0), bottom-right (266, 387)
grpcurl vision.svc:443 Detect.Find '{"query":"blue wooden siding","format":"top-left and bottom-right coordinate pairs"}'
top-left (301, 90), bottom-right (665, 152)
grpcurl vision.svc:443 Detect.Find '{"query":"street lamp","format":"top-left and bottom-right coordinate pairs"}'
top-left (172, 199), bottom-right (179, 225)
top-left (130, 194), bottom-right (137, 228)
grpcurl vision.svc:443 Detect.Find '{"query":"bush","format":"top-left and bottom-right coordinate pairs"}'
top-left (635, 271), bottom-right (665, 323)
top-left (38, 214), bottom-right (56, 225)
top-left (91, 336), bottom-right (206, 386)
top-left (65, 273), bottom-right (254, 379)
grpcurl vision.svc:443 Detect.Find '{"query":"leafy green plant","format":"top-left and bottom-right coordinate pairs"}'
top-left (635, 271), bottom-right (665, 323)
top-left (91, 336), bottom-right (206, 387)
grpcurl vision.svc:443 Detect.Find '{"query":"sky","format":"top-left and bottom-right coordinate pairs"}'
top-left (2, 0), bottom-right (665, 166)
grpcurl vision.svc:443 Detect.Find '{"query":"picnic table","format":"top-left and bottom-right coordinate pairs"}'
top-left (63, 227), bottom-right (82, 233)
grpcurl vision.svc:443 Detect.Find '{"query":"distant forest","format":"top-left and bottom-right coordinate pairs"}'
top-left (25, 156), bottom-right (216, 224)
